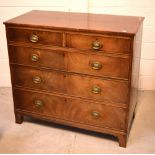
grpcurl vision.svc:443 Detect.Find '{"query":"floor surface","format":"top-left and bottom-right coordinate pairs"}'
top-left (0, 87), bottom-right (155, 153)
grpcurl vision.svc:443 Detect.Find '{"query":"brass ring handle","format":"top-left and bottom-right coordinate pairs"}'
top-left (30, 34), bottom-right (39, 43)
top-left (91, 111), bottom-right (101, 119)
top-left (32, 76), bottom-right (42, 84)
top-left (34, 99), bottom-right (43, 108)
top-left (91, 86), bottom-right (101, 94)
top-left (92, 40), bottom-right (102, 50)
top-left (31, 54), bottom-right (39, 62)
top-left (90, 61), bottom-right (102, 70)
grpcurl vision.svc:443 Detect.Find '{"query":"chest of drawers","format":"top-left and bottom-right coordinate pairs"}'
top-left (4, 10), bottom-right (144, 147)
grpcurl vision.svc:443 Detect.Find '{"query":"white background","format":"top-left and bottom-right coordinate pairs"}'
top-left (0, 0), bottom-right (155, 90)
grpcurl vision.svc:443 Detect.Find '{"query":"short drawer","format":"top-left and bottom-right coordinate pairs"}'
top-left (68, 52), bottom-right (130, 79)
top-left (11, 66), bottom-right (128, 104)
top-left (9, 46), bottom-right (66, 70)
top-left (11, 66), bottom-right (66, 93)
top-left (14, 89), bottom-right (126, 130)
top-left (66, 33), bottom-right (131, 54)
top-left (7, 28), bottom-right (62, 46)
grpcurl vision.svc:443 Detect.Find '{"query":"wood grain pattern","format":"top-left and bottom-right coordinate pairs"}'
top-left (9, 45), bottom-right (67, 70)
top-left (4, 10), bottom-right (144, 36)
top-left (7, 27), bottom-right (62, 46)
top-left (13, 88), bottom-right (126, 130)
top-left (66, 33), bottom-right (131, 54)
top-left (68, 52), bottom-right (130, 79)
top-left (4, 10), bottom-right (144, 148)
top-left (66, 74), bottom-right (128, 104)
top-left (9, 45), bottom-right (130, 79)
top-left (126, 23), bottom-right (143, 133)
top-left (11, 65), bottom-right (67, 93)
top-left (11, 65), bottom-right (128, 104)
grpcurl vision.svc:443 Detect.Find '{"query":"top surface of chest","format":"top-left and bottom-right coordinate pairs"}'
top-left (4, 10), bottom-right (144, 36)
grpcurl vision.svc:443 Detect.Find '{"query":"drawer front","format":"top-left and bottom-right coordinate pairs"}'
top-left (67, 75), bottom-right (128, 104)
top-left (11, 66), bottom-right (128, 104)
top-left (9, 46), bottom-right (66, 70)
top-left (11, 66), bottom-right (66, 93)
top-left (14, 89), bottom-right (126, 130)
top-left (9, 46), bottom-right (129, 79)
top-left (7, 28), bottom-right (62, 46)
top-left (68, 52), bottom-right (130, 79)
top-left (66, 33), bottom-right (131, 54)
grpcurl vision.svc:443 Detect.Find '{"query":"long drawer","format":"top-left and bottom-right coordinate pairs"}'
top-left (13, 88), bottom-right (126, 130)
top-left (11, 65), bottom-right (128, 104)
top-left (9, 46), bottom-right (130, 79)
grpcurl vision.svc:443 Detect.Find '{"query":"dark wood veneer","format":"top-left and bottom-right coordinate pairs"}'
top-left (4, 10), bottom-right (144, 147)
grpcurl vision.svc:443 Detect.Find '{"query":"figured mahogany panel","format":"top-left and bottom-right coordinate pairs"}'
top-left (9, 45), bottom-right (129, 79)
top-left (7, 28), bottom-right (62, 46)
top-left (66, 74), bottom-right (128, 104)
top-left (11, 66), bottom-right (66, 93)
top-left (11, 65), bottom-right (128, 104)
top-left (13, 88), bottom-right (126, 130)
top-left (68, 52), bottom-right (130, 79)
top-left (9, 46), bottom-right (66, 70)
top-left (66, 33), bottom-right (131, 54)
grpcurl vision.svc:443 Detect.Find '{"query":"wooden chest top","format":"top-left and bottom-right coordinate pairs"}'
top-left (4, 10), bottom-right (144, 36)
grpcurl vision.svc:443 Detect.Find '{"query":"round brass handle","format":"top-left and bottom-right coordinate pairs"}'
top-left (31, 54), bottom-right (39, 62)
top-left (35, 99), bottom-right (43, 108)
top-left (91, 86), bottom-right (101, 94)
top-left (91, 111), bottom-right (101, 119)
top-left (32, 76), bottom-right (42, 84)
top-left (92, 40), bottom-right (102, 50)
top-left (30, 34), bottom-right (39, 43)
top-left (90, 61), bottom-right (102, 70)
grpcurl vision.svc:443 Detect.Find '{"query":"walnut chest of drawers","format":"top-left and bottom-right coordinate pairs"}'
top-left (4, 10), bottom-right (144, 147)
